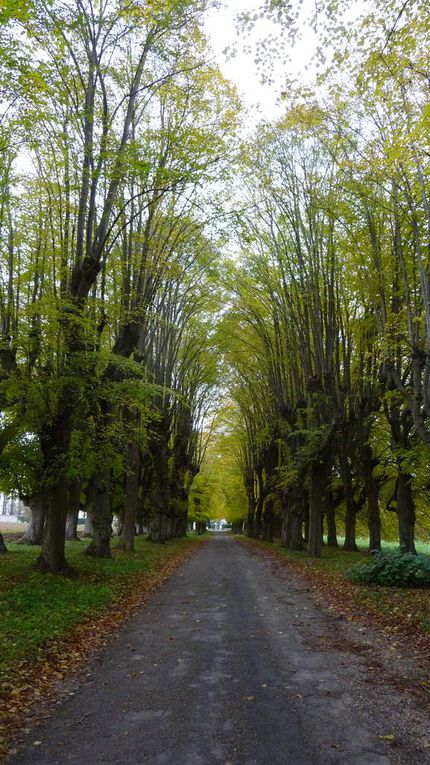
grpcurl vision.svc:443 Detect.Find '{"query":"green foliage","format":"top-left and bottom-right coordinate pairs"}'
top-left (349, 551), bottom-right (430, 588)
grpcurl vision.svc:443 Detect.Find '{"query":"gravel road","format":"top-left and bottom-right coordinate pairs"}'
top-left (10, 535), bottom-right (430, 765)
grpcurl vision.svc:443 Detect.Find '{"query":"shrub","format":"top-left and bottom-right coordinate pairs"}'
top-left (348, 550), bottom-right (430, 587)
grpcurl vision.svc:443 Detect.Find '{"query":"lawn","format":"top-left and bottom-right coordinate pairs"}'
top-left (0, 535), bottom-right (200, 674)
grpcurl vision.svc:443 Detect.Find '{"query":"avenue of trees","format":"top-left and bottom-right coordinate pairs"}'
top-left (221, 0), bottom-right (430, 556)
top-left (0, 0), bottom-right (238, 570)
top-left (2, 0), bottom-right (430, 568)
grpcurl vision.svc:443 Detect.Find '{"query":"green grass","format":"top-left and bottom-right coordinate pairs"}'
top-left (332, 536), bottom-right (430, 556)
top-left (0, 535), bottom-right (197, 673)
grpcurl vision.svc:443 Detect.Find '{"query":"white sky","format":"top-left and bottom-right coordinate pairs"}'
top-left (205, 0), bottom-right (317, 121)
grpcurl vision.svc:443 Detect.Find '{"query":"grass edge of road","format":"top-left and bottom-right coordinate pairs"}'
top-left (0, 535), bottom-right (205, 762)
top-left (237, 537), bottom-right (430, 655)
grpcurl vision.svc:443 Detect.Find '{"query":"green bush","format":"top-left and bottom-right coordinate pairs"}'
top-left (348, 550), bottom-right (430, 587)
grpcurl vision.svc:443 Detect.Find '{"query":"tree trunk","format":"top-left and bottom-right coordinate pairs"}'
top-left (117, 436), bottom-right (140, 552)
top-left (85, 469), bottom-right (112, 558)
top-left (290, 511), bottom-right (304, 551)
top-left (367, 475), bottom-right (381, 551)
top-left (246, 502), bottom-right (255, 538)
top-left (196, 520), bottom-right (206, 535)
top-left (65, 479), bottom-right (81, 541)
top-left (308, 460), bottom-right (327, 557)
top-left (326, 499), bottom-right (338, 547)
top-left (18, 493), bottom-right (46, 545)
top-left (83, 508), bottom-right (94, 537)
top-left (304, 509), bottom-right (309, 543)
top-left (0, 533), bottom-right (7, 554)
top-left (261, 498), bottom-right (274, 542)
top-left (343, 498), bottom-right (358, 552)
top-left (148, 418), bottom-right (170, 544)
top-left (362, 444), bottom-right (381, 552)
top-left (397, 471), bottom-right (416, 554)
top-left (36, 479), bottom-right (70, 574)
top-left (280, 505), bottom-right (291, 548)
top-left (36, 414), bottom-right (72, 573)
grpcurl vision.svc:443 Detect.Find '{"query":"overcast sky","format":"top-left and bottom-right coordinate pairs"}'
top-left (205, 0), bottom-right (317, 121)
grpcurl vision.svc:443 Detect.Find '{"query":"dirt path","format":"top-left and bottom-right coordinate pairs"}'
top-left (10, 535), bottom-right (429, 764)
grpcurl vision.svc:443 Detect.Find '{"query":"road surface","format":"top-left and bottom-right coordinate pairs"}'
top-left (10, 535), bottom-right (427, 764)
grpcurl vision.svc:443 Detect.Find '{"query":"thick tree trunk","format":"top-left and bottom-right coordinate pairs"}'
top-left (18, 493), bottom-right (46, 545)
top-left (176, 507), bottom-right (188, 538)
top-left (304, 510), bottom-right (309, 543)
top-left (362, 444), bottom-right (381, 551)
top-left (367, 475), bottom-right (381, 551)
top-left (308, 460), bottom-right (327, 557)
top-left (253, 496), bottom-right (263, 539)
top-left (83, 509), bottom-right (94, 537)
top-left (397, 471), bottom-right (416, 554)
top-left (117, 437), bottom-right (140, 553)
top-left (290, 512), bottom-right (304, 551)
top-left (36, 413), bottom-right (73, 573)
top-left (65, 479), bottom-right (81, 541)
top-left (281, 506), bottom-right (291, 548)
top-left (149, 510), bottom-right (166, 543)
top-left (85, 469), bottom-right (112, 558)
top-left (196, 520), bottom-right (206, 535)
top-left (148, 421), bottom-right (170, 544)
top-left (343, 498), bottom-right (358, 552)
top-left (326, 500), bottom-right (338, 547)
top-left (0, 533), bottom-right (7, 553)
top-left (36, 480), bottom-right (70, 574)
top-left (246, 502), bottom-right (255, 538)
top-left (261, 498), bottom-right (274, 542)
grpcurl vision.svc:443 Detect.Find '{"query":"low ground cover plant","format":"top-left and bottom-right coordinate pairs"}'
top-left (348, 550), bottom-right (430, 587)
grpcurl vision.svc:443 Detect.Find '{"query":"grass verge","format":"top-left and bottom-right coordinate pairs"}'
top-left (0, 534), bottom-right (204, 761)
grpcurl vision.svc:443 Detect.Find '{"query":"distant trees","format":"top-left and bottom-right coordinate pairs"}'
top-left (222, 0), bottom-right (430, 554)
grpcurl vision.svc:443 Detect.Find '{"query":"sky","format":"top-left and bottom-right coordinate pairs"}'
top-left (204, 0), bottom-right (317, 121)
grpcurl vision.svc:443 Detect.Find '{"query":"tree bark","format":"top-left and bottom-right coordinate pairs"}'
top-left (65, 479), bottom-right (81, 541)
top-left (326, 499), bottom-right (338, 547)
top-left (85, 469), bottom-right (112, 558)
top-left (367, 475), bottom-right (381, 551)
top-left (308, 460), bottom-right (328, 557)
top-left (281, 505), bottom-right (292, 548)
top-left (83, 508), bottom-right (94, 537)
top-left (261, 497), bottom-right (274, 542)
top-left (148, 419), bottom-right (170, 543)
top-left (290, 511), bottom-right (303, 551)
top-left (397, 471), bottom-right (416, 554)
top-left (343, 498), bottom-right (358, 551)
top-left (36, 480), bottom-right (70, 574)
top-left (117, 435), bottom-right (140, 552)
top-left (18, 493), bottom-right (46, 545)
top-left (0, 533), bottom-right (7, 553)
top-left (253, 466), bottom-right (264, 539)
top-left (36, 408), bottom-right (73, 573)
